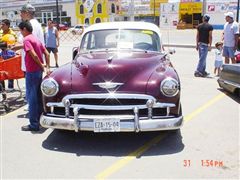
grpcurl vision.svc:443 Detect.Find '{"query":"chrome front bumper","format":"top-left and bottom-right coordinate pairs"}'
top-left (40, 115), bottom-right (183, 132)
top-left (40, 93), bottom-right (183, 132)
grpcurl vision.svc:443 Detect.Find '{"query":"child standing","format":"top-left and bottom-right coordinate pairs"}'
top-left (214, 42), bottom-right (223, 76)
top-left (18, 21), bottom-right (50, 131)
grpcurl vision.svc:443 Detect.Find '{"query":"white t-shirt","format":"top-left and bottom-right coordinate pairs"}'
top-left (223, 21), bottom-right (239, 47)
top-left (215, 49), bottom-right (223, 62)
top-left (19, 18), bottom-right (45, 71)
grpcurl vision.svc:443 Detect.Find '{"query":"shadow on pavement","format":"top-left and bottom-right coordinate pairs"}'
top-left (42, 130), bottom-right (184, 157)
top-left (217, 88), bottom-right (240, 104)
top-left (0, 90), bottom-right (26, 116)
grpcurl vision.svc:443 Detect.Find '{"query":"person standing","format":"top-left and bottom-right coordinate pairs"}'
top-left (0, 19), bottom-right (18, 91)
top-left (45, 19), bottom-right (60, 67)
top-left (12, 3), bottom-right (45, 111)
top-left (214, 42), bottom-right (223, 76)
top-left (222, 12), bottom-right (239, 64)
top-left (18, 21), bottom-right (50, 131)
top-left (195, 14), bottom-right (213, 77)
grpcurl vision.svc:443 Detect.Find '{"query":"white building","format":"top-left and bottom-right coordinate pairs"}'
top-left (0, 0), bottom-right (76, 26)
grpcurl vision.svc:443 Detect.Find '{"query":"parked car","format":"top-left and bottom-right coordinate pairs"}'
top-left (58, 23), bottom-right (68, 31)
top-left (218, 64), bottom-right (240, 96)
top-left (40, 21), bottom-right (183, 133)
top-left (69, 24), bottom-right (87, 35)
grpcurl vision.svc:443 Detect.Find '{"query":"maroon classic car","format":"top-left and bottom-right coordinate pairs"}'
top-left (40, 22), bottom-right (183, 133)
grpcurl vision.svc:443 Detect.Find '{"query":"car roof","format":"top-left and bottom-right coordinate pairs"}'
top-left (84, 21), bottom-right (161, 36)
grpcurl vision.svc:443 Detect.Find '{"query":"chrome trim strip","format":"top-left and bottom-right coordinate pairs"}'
top-left (47, 102), bottom-right (175, 110)
top-left (222, 79), bottom-right (240, 88)
top-left (45, 114), bottom-right (174, 120)
top-left (62, 93), bottom-right (156, 100)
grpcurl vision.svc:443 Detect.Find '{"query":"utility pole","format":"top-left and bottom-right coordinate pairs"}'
top-left (56, 0), bottom-right (59, 29)
top-left (154, 0), bottom-right (156, 24)
top-left (237, 0), bottom-right (240, 22)
top-left (130, 0), bottom-right (134, 21)
top-left (202, 0), bottom-right (206, 15)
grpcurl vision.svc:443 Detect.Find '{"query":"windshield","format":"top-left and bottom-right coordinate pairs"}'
top-left (80, 29), bottom-right (161, 53)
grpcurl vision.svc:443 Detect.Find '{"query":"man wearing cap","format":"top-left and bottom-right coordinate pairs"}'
top-left (195, 14), bottom-right (213, 77)
top-left (12, 4), bottom-right (45, 71)
top-left (12, 3), bottom-right (45, 111)
top-left (223, 11), bottom-right (239, 64)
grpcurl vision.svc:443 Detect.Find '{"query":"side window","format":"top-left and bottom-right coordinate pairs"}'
top-left (89, 34), bottom-right (96, 49)
top-left (81, 33), bottom-right (96, 50)
top-left (82, 33), bottom-right (90, 50)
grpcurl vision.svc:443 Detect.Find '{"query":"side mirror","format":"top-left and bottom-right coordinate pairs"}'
top-left (72, 47), bottom-right (78, 60)
top-left (168, 48), bottom-right (176, 55)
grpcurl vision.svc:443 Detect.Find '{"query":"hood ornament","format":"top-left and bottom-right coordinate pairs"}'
top-left (107, 55), bottom-right (114, 63)
top-left (93, 82), bottom-right (123, 89)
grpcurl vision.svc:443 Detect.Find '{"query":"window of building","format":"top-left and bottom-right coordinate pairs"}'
top-left (85, 18), bottom-right (89, 25)
top-left (95, 18), bottom-right (101, 23)
top-left (97, 4), bottom-right (102, 14)
top-left (80, 4), bottom-right (84, 14)
top-left (111, 4), bottom-right (115, 14)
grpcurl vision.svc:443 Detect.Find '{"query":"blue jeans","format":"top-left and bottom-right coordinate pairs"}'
top-left (26, 71), bottom-right (43, 129)
top-left (196, 43), bottom-right (209, 74)
top-left (8, 80), bottom-right (14, 89)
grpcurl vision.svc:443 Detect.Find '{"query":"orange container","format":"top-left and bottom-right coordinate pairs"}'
top-left (0, 55), bottom-right (24, 81)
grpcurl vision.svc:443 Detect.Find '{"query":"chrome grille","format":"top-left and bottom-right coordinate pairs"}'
top-left (47, 93), bottom-right (175, 119)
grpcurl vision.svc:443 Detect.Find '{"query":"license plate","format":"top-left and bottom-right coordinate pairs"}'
top-left (94, 118), bottom-right (120, 132)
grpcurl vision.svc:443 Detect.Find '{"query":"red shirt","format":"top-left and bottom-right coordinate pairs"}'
top-left (24, 34), bottom-right (44, 72)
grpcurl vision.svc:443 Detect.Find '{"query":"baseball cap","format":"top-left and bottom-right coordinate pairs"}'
top-left (224, 12), bottom-right (234, 19)
top-left (21, 3), bottom-right (35, 12)
top-left (203, 14), bottom-right (210, 21)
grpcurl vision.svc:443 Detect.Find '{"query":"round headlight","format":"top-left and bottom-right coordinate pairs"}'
top-left (160, 77), bottom-right (179, 97)
top-left (41, 78), bottom-right (59, 97)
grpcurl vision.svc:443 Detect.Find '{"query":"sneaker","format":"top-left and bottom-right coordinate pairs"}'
top-left (203, 71), bottom-right (210, 77)
top-left (194, 71), bottom-right (203, 77)
top-left (21, 125), bottom-right (39, 131)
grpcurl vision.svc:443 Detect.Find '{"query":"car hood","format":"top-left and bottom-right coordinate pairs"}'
top-left (71, 51), bottom-right (167, 93)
